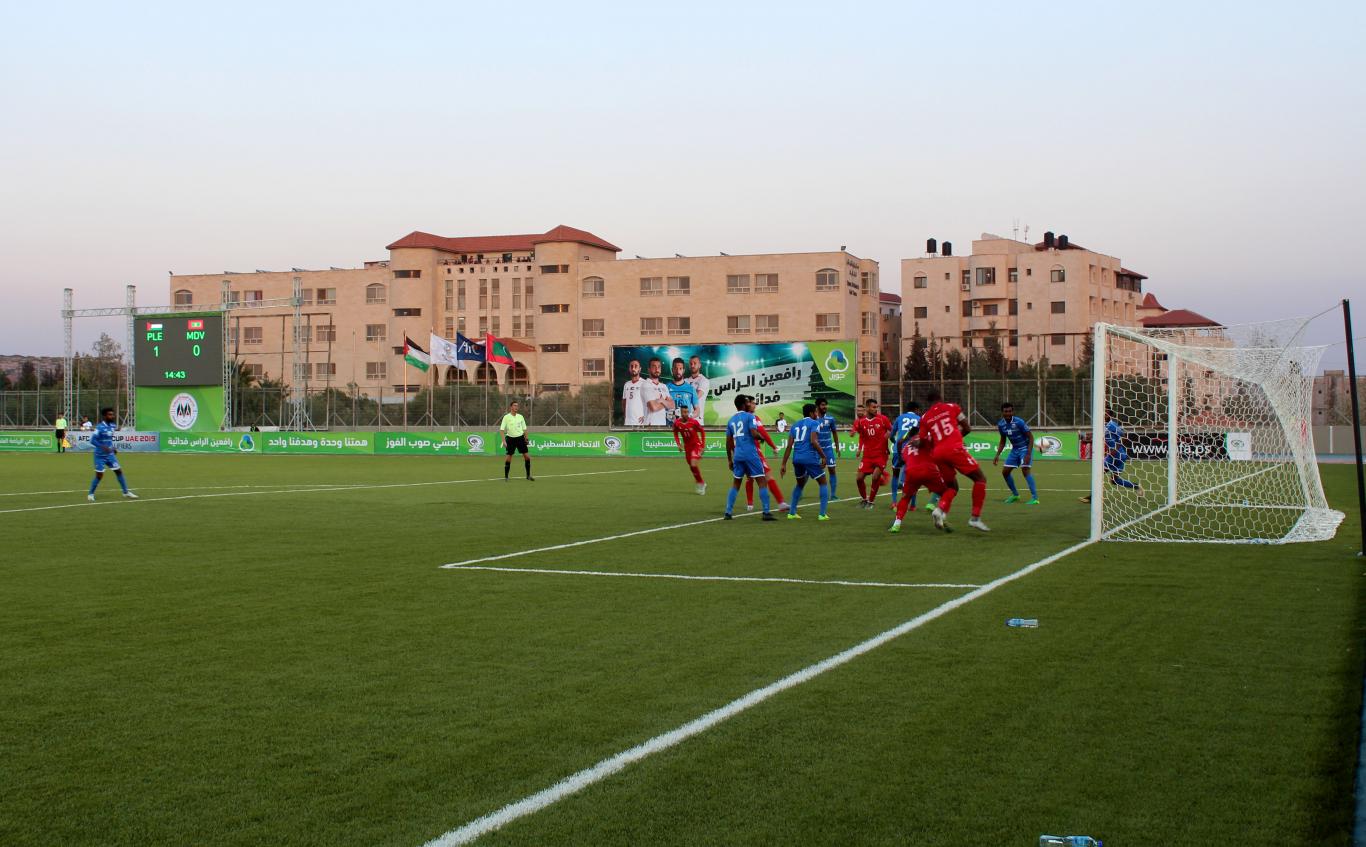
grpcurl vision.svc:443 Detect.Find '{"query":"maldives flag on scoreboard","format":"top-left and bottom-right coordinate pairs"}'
top-left (484, 333), bottom-right (514, 366)
top-left (403, 336), bottom-right (430, 372)
top-left (187, 319), bottom-right (205, 331)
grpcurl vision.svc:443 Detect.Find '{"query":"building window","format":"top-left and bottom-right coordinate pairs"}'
top-left (640, 277), bottom-right (663, 297)
top-left (727, 315), bottom-right (751, 335)
top-left (479, 279), bottom-right (488, 310)
top-left (1027, 268), bottom-right (1033, 276)
top-left (393, 269), bottom-right (421, 279)
top-left (666, 276), bottom-right (691, 296)
top-left (174, 289), bottom-right (193, 306)
top-left (316, 362), bottom-right (336, 377)
top-left (444, 317), bottom-right (455, 338)
top-left (512, 315), bottom-right (522, 337)
top-left (243, 326), bottom-right (263, 345)
top-left (479, 317), bottom-right (488, 335)
top-left (913, 275), bottom-right (927, 289)
top-left (961, 270), bottom-right (971, 288)
top-left (444, 281), bottom-right (454, 311)
top-left (582, 276), bottom-right (605, 298)
top-left (524, 280), bottom-right (534, 307)
top-left (540, 304), bottom-right (570, 314)
top-left (1050, 333), bottom-right (1067, 346)
top-left (815, 313), bottom-right (840, 333)
top-left (1007, 269), bottom-right (1019, 284)
top-left (861, 311), bottom-right (877, 335)
top-left (755, 314), bottom-right (779, 334)
top-left (815, 269), bottom-right (839, 291)
top-left (541, 343), bottom-right (569, 352)
top-left (228, 327), bottom-right (238, 345)
top-left (539, 383), bottom-right (570, 392)
top-left (975, 267), bottom-right (996, 286)
top-left (491, 279), bottom-right (500, 309)
top-left (754, 273), bottom-right (778, 293)
top-left (512, 278), bottom-right (522, 308)
top-left (582, 358), bottom-right (606, 377)
top-left (913, 306), bottom-right (928, 319)
top-left (366, 361), bottom-right (387, 381)
top-left (1051, 301), bottom-right (1066, 314)
top-left (1009, 299), bottom-right (1018, 316)
top-left (525, 314), bottom-right (534, 338)
top-left (393, 308), bottom-right (421, 317)
top-left (457, 280), bottom-right (467, 310)
top-left (1051, 268), bottom-right (1066, 283)
top-left (365, 283), bottom-right (387, 304)
top-left (293, 362), bottom-right (311, 381)
top-left (582, 318), bottom-right (605, 337)
top-left (860, 272), bottom-right (872, 294)
top-left (293, 325), bottom-right (313, 343)
top-left (539, 265), bottom-right (569, 274)
top-left (1009, 333), bottom-right (1019, 347)
top-left (640, 317), bottom-right (663, 336)
top-left (365, 324), bottom-right (386, 342)
top-left (668, 316), bottom-right (690, 335)
top-left (491, 316), bottom-right (500, 336)
top-left (727, 274), bottom-right (751, 294)
top-left (982, 304), bottom-right (999, 317)
top-left (859, 351), bottom-right (879, 375)
top-left (962, 300), bottom-right (973, 318)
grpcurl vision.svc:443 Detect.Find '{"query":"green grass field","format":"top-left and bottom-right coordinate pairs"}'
top-left (1, 452), bottom-right (1362, 846)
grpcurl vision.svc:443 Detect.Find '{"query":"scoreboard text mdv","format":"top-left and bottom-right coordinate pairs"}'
top-left (133, 315), bottom-right (224, 386)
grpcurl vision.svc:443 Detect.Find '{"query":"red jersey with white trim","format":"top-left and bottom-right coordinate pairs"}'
top-left (900, 437), bottom-right (939, 471)
top-left (673, 417), bottom-right (705, 453)
top-left (852, 413), bottom-right (892, 461)
top-left (919, 402), bottom-right (965, 450)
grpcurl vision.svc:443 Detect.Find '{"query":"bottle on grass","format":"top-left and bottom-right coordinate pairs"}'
top-left (1006, 618), bottom-right (1039, 628)
top-left (1040, 836), bottom-right (1101, 846)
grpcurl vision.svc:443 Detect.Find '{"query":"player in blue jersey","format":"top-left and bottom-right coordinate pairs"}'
top-left (814, 397), bottom-right (842, 498)
top-left (1080, 408), bottom-right (1142, 503)
top-left (87, 407), bottom-right (137, 501)
top-left (724, 394), bottom-right (777, 521)
top-left (888, 401), bottom-right (922, 510)
top-left (779, 403), bottom-right (831, 520)
top-left (992, 402), bottom-right (1038, 504)
top-left (666, 357), bottom-right (699, 425)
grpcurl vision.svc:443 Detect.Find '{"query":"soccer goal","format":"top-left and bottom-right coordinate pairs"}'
top-left (1090, 318), bottom-right (1343, 544)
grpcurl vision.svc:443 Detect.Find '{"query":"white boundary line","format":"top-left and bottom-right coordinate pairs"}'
top-left (0, 469), bottom-right (646, 516)
top-left (0, 482), bottom-right (362, 497)
top-left (445, 565), bottom-right (980, 590)
top-left (419, 537), bottom-right (1096, 847)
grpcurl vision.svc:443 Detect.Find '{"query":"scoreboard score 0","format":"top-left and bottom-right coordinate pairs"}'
top-left (133, 315), bottom-right (224, 387)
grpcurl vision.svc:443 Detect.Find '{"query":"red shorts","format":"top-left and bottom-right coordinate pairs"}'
top-left (858, 456), bottom-right (888, 476)
top-left (932, 442), bottom-right (980, 476)
top-left (685, 447), bottom-right (703, 463)
top-left (902, 464), bottom-right (948, 494)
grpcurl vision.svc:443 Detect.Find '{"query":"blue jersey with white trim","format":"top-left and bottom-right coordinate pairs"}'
top-left (1105, 419), bottom-right (1127, 459)
top-left (728, 411), bottom-right (762, 462)
top-left (789, 418), bottom-right (822, 463)
top-left (92, 420), bottom-right (117, 455)
top-left (891, 412), bottom-right (920, 453)
top-left (997, 417), bottom-right (1032, 450)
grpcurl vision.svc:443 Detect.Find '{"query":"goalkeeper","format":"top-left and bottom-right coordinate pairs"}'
top-left (1080, 409), bottom-right (1141, 503)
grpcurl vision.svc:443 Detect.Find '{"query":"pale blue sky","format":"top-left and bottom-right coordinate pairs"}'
top-left (2, 1), bottom-right (1362, 365)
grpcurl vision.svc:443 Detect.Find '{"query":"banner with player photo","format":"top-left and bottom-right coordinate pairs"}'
top-left (611, 341), bottom-right (857, 428)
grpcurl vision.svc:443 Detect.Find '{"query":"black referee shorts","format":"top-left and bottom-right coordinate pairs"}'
top-left (505, 435), bottom-right (529, 456)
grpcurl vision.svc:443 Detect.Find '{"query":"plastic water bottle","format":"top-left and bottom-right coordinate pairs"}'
top-left (1040, 836), bottom-right (1102, 846)
top-left (1007, 618), bottom-right (1039, 628)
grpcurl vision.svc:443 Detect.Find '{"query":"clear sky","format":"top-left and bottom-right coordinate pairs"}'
top-left (2, 1), bottom-right (1362, 366)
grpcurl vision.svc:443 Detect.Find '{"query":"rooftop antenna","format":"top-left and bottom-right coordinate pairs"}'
top-left (1012, 218), bottom-right (1020, 241)
top-left (1023, 224), bottom-right (1030, 243)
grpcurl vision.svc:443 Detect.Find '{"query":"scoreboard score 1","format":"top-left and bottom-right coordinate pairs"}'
top-left (133, 314), bottom-right (224, 386)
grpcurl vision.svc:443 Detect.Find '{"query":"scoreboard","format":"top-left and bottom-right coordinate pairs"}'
top-left (133, 314), bottom-right (224, 386)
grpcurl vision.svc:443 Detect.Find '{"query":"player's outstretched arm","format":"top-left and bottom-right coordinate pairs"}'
top-left (993, 433), bottom-right (1006, 465)
top-left (779, 435), bottom-right (794, 478)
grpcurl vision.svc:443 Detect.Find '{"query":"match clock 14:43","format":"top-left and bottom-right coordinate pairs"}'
top-left (133, 315), bottom-right (224, 386)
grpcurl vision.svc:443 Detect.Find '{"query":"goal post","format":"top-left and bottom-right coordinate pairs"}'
top-left (1089, 319), bottom-right (1343, 544)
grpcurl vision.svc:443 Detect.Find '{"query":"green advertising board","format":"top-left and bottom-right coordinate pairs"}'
top-left (960, 431), bottom-right (1079, 461)
top-left (161, 432), bottom-right (260, 453)
top-left (0, 431), bottom-right (54, 452)
top-left (374, 432), bottom-right (471, 455)
top-left (261, 432), bottom-right (374, 454)
top-left (136, 385), bottom-right (226, 432)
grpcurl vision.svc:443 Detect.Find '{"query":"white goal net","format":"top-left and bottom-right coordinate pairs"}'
top-left (1090, 318), bottom-right (1343, 544)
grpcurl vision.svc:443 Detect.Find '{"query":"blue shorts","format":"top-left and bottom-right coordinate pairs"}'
top-left (731, 455), bottom-right (766, 479)
top-left (793, 459), bottom-right (827, 482)
top-left (94, 452), bottom-right (121, 472)
top-left (823, 451), bottom-right (837, 469)
top-left (1104, 454), bottom-right (1127, 475)
top-left (1004, 446), bottom-right (1031, 469)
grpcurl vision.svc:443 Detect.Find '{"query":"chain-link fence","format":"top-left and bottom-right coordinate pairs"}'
top-left (0, 388), bottom-right (128, 429)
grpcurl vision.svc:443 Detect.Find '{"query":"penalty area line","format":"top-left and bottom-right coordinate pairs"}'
top-left (445, 564), bottom-right (979, 590)
top-left (418, 536), bottom-right (1096, 847)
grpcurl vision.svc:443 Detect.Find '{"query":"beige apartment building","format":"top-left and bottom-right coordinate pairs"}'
top-left (169, 225), bottom-right (887, 399)
top-left (899, 232), bottom-right (1151, 368)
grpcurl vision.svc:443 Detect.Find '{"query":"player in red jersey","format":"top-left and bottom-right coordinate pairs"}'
top-left (743, 401), bottom-right (789, 512)
top-left (672, 404), bottom-right (707, 494)
top-left (889, 433), bottom-right (956, 532)
top-left (919, 388), bottom-right (990, 531)
top-left (852, 399), bottom-right (893, 509)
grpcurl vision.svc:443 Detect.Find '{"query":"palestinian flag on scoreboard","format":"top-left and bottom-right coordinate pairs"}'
top-left (403, 336), bottom-right (430, 372)
top-left (485, 333), bottom-right (514, 366)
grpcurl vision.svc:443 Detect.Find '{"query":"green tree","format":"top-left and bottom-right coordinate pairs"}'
top-left (17, 360), bottom-right (38, 390)
top-left (903, 323), bottom-right (933, 382)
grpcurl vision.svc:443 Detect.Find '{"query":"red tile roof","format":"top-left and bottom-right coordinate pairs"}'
top-left (1140, 293), bottom-right (1166, 310)
top-left (1140, 308), bottom-right (1221, 328)
top-left (879, 292), bottom-right (902, 304)
top-left (386, 225), bottom-right (620, 255)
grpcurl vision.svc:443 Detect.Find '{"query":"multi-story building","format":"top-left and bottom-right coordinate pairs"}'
top-left (878, 292), bottom-right (902, 380)
top-left (899, 232), bottom-right (1151, 368)
top-left (169, 225), bottom-right (886, 400)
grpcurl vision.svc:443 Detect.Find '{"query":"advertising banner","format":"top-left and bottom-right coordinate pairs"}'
top-left (375, 432), bottom-right (471, 455)
top-left (630, 431), bottom-right (731, 458)
top-left (1123, 431), bottom-right (1229, 461)
top-left (612, 341), bottom-right (857, 428)
top-left (136, 385), bottom-right (226, 432)
top-left (959, 431), bottom-right (1079, 461)
top-left (68, 430), bottom-right (162, 452)
top-left (0, 431), bottom-right (56, 451)
top-left (261, 432), bottom-right (374, 454)
top-left (161, 432), bottom-right (260, 453)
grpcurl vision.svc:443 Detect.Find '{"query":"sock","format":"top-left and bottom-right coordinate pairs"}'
top-left (745, 478), bottom-right (754, 506)
top-left (690, 466), bottom-right (704, 483)
top-left (767, 479), bottom-right (784, 504)
top-left (869, 475), bottom-right (883, 502)
top-left (829, 471), bottom-right (838, 498)
top-left (758, 486), bottom-right (771, 513)
top-left (725, 487), bottom-right (739, 514)
top-left (890, 468), bottom-right (901, 504)
top-left (910, 492), bottom-right (918, 508)
top-left (115, 471), bottom-right (129, 494)
top-left (524, 459), bottom-right (532, 478)
top-left (818, 482), bottom-right (830, 516)
top-left (1113, 477), bottom-right (1138, 489)
top-left (89, 475), bottom-right (100, 495)
top-left (895, 492), bottom-right (914, 520)
top-left (939, 486), bottom-right (957, 513)
top-left (790, 482), bottom-right (805, 513)
top-left (857, 477), bottom-right (868, 501)
top-left (1004, 472), bottom-right (1019, 495)
top-left (1026, 474), bottom-right (1037, 498)
top-left (504, 461), bottom-right (510, 479)
top-left (971, 480), bottom-right (986, 517)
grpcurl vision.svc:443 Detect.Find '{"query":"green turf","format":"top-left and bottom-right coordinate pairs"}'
top-left (0, 454), bottom-right (1360, 846)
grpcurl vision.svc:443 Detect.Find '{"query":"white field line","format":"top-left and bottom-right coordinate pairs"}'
top-left (0, 482), bottom-right (363, 497)
top-left (445, 565), bottom-right (980, 590)
top-left (419, 537), bottom-right (1096, 847)
top-left (0, 469), bottom-right (646, 516)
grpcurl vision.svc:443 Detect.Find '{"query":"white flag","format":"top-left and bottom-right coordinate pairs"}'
top-left (429, 333), bottom-right (460, 366)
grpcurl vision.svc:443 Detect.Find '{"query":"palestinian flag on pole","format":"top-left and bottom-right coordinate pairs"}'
top-left (403, 336), bottom-right (430, 372)
top-left (484, 332), bottom-right (515, 366)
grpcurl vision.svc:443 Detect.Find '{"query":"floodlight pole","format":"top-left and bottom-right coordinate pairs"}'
top-left (1343, 299), bottom-right (1364, 557)
top-left (125, 285), bottom-right (136, 428)
top-left (62, 288), bottom-right (73, 424)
